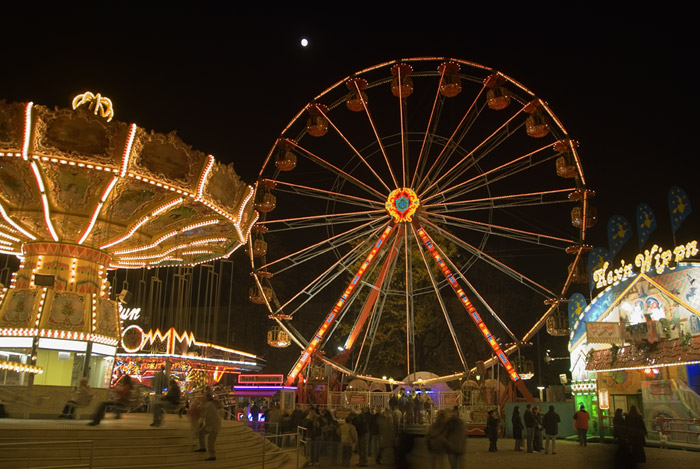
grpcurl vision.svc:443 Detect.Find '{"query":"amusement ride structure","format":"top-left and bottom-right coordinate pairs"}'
top-left (250, 58), bottom-right (595, 395)
top-left (0, 95), bottom-right (257, 402)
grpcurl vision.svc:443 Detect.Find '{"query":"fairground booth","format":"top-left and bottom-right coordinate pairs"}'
top-left (0, 96), bottom-right (257, 417)
top-left (568, 191), bottom-right (700, 446)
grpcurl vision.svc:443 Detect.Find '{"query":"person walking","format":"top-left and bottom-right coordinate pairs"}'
top-left (542, 405), bottom-right (560, 454)
top-left (486, 409), bottom-right (499, 452)
top-left (151, 378), bottom-right (181, 427)
top-left (574, 404), bottom-right (590, 446)
top-left (195, 391), bottom-right (221, 461)
top-left (511, 405), bottom-right (524, 451)
top-left (625, 406), bottom-right (648, 463)
top-left (59, 377), bottom-right (93, 419)
top-left (88, 375), bottom-right (133, 426)
top-left (523, 403), bottom-right (535, 452)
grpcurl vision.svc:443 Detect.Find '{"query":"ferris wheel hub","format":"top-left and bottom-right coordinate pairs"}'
top-left (385, 188), bottom-right (420, 223)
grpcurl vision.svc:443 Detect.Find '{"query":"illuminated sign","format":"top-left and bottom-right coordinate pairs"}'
top-left (239, 374), bottom-right (283, 384)
top-left (118, 303), bottom-right (141, 321)
top-left (593, 240), bottom-right (697, 289)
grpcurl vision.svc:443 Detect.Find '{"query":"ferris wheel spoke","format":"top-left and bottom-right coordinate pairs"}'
top-left (404, 227), bottom-right (415, 375)
top-left (269, 179), bottom-right (384, 209)
top-left (259, 209), bottom-right (385, 232)
top-left (273, 233), bottom-right (381, 316)
top-left (428, 233), bottom-right (520, 344)
top-left (424, 188), bottom-right (575, 213)
top-left (410, 224), bottom-right (470, 372)
top-left (316, 106), bottom-right (393, 193)
top-left (409, 67), bottom-right (446, 189)
top-left (420, 105), bottom-right (526, 198)
top-left (420, 217), bottom-right (556, 298)
top-left (414, 87), bottom-right (486, 192)
top-left (422, 142), bottom-right (556, 205)
top-left (351, 80), bottom-right (400, 189)
top-left (259, 218), bottom-right (385, 273)
top-left (425, 212), bottom-right (576, 249)
top-left (398, 67), bottom-right (409, 188)
top-left (287, 140), bottom-right (386, 200)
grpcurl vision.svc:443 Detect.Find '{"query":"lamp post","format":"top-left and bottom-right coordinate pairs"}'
top-left (537, 386), bottom-right (545, 402)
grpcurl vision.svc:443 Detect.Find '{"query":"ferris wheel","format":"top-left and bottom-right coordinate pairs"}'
top-left (249, 57), bottom-right (594, 389)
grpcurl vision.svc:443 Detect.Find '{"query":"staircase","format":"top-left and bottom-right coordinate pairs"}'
top-left (0, 414), bottom-right (304, 469)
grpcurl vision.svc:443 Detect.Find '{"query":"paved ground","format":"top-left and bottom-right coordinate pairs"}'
top-left (305, 436), bottom-right (699, 469)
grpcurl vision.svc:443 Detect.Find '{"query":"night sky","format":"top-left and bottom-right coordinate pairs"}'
top-left (2, 8), bottom-right (698, 378)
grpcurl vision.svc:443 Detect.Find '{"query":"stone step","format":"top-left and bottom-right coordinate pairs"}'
top-left (0, 416), bottom-right (305, 469)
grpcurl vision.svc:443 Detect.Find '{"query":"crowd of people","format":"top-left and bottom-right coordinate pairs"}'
top-left (58, 374), bottom-right (653, 467)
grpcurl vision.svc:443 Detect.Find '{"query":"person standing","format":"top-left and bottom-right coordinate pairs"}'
top-left (625, 406), bottom-right (648, 463)
top-left (542, 405), bottom-right (560, 454)
top-left (196, 391), bottom-right (222, 461)
top-left (574, 404), bottom-right (590, 446)
top-left (511, 405), bottom-right (524, 451)
top-left (151, 378), bottom-right (181, 427)
top-left (486, 409), bottom-right (499, 452)
top-left (533, 406), bottom-right (543, 452)
top-left (523, 404), bottom-right (535, 453)
top-left (250, 401), bottom-right (261, 431)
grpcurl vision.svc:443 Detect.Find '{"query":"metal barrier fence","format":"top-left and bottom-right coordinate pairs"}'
top-left (0, 439), bottom-right (95, 469)
top-left (235, 417), bottom-right (306, 468)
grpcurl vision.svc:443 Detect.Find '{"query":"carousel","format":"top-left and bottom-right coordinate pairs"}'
top-left (0, 94), bottom-right (257, 416)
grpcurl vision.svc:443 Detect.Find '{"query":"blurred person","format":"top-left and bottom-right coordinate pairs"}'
top-left (625, 406), bottom-right (648, 463)
top-left (426, 410), bottom-right (448, 469)
top-left (88, 375), bottom-right (133, 426)
top-left (375, 408), bottom-right (394, 465)
top-left (151, 378), bottom-right (181, 427)
top-left (339, 415), bottom-right (358, 467)
top-left (524, 403), bottom-right (535, 452)
top-left (444, 406), bottom-right (467, 469)
top-left (195, 391), bottom-right (221, 461)
top-left (59, 377), bottom-right (93, 419)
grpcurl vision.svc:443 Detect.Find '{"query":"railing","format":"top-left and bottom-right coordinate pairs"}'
top-left (649, 416), bottom-right (700, 446)
top-left (0, 439), bottom-right (95, 468)
top-left (234, 417), bottom-right (307, 468)
top-left (260, 423), bottom-right (305, 469)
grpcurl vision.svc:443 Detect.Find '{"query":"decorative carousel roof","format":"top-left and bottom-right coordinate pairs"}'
top-left (0, 97), bottom-right (257, 268)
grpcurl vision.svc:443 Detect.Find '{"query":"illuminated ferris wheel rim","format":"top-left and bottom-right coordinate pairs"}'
top-left (250, 57), bottom-right (591, 385)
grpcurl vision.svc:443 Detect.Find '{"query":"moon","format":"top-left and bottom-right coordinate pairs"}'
top-left (300, 38), bottom-right (309, 47)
